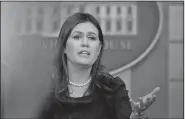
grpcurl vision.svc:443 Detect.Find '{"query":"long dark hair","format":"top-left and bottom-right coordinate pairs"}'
top-left (53, 12), bottom-right (106, 101)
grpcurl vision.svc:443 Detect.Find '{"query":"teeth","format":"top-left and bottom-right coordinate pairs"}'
top-left (80, 51), bottom-right (89, 55)
top-left (82, 52), bottom-right (88, 54)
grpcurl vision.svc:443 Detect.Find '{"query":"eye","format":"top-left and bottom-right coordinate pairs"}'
top-left (88, 36), bottom-right (97, 41)
top-left (73, 35), bottom-right (82, 40)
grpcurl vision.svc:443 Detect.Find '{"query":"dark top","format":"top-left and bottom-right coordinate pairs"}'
top-left (38, 73), bottom-right (132, 119)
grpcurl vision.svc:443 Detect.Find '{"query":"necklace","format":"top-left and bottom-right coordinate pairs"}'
top-left (69, 77), bottom-right (92, 87)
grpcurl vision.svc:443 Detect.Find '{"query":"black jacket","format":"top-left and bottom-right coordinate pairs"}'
top-left (37, 72), bottom-right (132, 119)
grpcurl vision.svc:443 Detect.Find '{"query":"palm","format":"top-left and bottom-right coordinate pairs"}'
top-left (130, 87), bottom-right (160, 114)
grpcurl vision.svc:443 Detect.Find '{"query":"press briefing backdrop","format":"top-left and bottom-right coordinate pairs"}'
top-left (1, 1), bottom-right (183, 118)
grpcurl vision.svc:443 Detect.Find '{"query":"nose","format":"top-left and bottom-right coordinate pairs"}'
top-left (80, 37), bottom-right (89, 47)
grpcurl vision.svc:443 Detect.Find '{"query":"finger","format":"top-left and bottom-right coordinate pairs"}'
top-left (129, 99), bottom-right (137, 108)
top-left (130, 99), bottom-right (140, 111)
top-left (147, 94), bottom-right (156, 104)
top-left (144, 96), bottom-right (151, 106)
top-left (142, 95), bottom-right (152, 109)
top-left (138, 97), bottom-right (149, 112)
top-left (150, 87), bottom-right (160, 96)
top-left (142, 94), bottom-right (151, 105)
top-left (146, 95), bottom-right (156, 108)
top-left (138, 97), bottom-right (145, 109)
top-left (147, 94), bottom-right (153, 102)
top-left (139, 97), bottom-right (147, 111)
top-left (151, 95), bottom-right (156, 103)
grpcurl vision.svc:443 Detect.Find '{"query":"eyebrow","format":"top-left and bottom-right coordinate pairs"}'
top-left (72, 31), bottom-right (97, 36)
top-left (88, 32), bottom-right (97, 36)
top-left (72, 31), bottom-right (83, 35)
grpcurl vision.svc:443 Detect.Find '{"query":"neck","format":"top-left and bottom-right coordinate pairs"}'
top-left (67, 61), bottom-right (92, 84)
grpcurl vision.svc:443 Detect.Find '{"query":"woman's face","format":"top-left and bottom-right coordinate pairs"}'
top-left (65, 22), bottom-right (102, 67)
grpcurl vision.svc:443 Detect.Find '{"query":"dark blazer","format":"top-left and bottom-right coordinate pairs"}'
top-left (37, 72), bottom-right (132, 119)
top-left (95, 72), bottom-right (132, 119)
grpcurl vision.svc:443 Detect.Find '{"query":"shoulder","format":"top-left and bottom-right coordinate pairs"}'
top-left (95, 71), bottom-right (130, 102)
top-left (95, 72), bottom-right (132, 119)
top-left (95, 71), bottom-right (126, 92)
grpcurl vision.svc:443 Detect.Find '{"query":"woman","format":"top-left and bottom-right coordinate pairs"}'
top-left (38, 12), bottom-right (160, 119)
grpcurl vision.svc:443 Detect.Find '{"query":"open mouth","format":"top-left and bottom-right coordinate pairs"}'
top-left (78, 51), bottom-right (90, 55)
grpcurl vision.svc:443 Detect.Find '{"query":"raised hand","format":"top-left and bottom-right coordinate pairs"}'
top-left (130, 87), bottom-right (160, 116)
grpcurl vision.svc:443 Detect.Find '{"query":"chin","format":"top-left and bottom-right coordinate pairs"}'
top-left (77, 61), bottom-right (94, 67)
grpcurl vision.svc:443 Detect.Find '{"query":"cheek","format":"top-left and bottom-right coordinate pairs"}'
top-left (65, 42), bottom-right (77, 58)
top-left (92, 44), bottom-right (101, 57)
